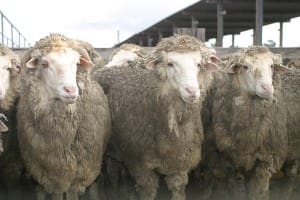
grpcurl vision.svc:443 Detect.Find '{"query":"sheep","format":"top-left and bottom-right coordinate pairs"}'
top-left (105, 43), bottom-right (147, 68)
top-left (0, 44), bottom-right (20, 154)
top-left (93, 35), bottom-right (219, 200)
top-left (0, 44), bottom-right (26, 197)
top-left (201, 46), bottom-right (290, 200)
top-left (276, 68), bottom-right (300, 200)
top-left (17, 33), bottom-right (111, 200)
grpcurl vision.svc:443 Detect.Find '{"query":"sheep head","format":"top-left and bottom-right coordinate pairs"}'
top-left (0, 45), bottom-right (21, 101)
top-left (145, 35), bottom-right (219, 104)
top-left (106, 43), bottom-right (146, 68)
top-left (226, 46), bottom-right (289, 99)
top-left (23, 33), bottom-right (94, 104)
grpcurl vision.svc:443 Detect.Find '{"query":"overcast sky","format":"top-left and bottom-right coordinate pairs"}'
top-left (0, 0), bottom-right (198, 47)
top-left (1, 0), bottom-right (300, 48)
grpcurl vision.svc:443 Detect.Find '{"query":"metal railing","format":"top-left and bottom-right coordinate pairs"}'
top-left (0, 10), bottom-right (31, 48)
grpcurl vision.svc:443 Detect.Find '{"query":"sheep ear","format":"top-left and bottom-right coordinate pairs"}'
top-left (145, 59), bottom-right (157, 70)
top-left (145, 51), bottom-right (164, 70)
top-left (274, 64), bottom-right (290, 74)
top-left (0, 120), bottom-right (8, 132)
top-left (204, 55), bottom-right (221, 72)
top-left (79, 56), bottom-right (94, 68)
top-left (12, 64), bottom-right (21, 73)
top-left (26, 57), bottom-right (38, 69)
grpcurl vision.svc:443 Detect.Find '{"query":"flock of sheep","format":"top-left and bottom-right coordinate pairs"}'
top-left (0, 33), bottom-right (299, 200)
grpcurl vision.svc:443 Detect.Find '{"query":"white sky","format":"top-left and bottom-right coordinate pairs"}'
top-left (1, 0), bottom-right (300, 48)
top-left (0, 0), bottom-right (198, 47)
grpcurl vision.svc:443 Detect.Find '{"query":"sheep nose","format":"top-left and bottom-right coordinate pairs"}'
top-left (63, 86), bottom-right (77, 94)
top-left (261, 83), bottom-right (273, 92)
top-left (185, 87), bottom-right (197, 98)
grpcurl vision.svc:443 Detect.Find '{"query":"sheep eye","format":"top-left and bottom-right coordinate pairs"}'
top-left (167, 62), bottom-right (174, 67)
top-left (242, 65), bottom-right (249, 70)
top-left (41, 61), bottom-right (49, 68)
top-left (197, 63), bottom-right (201, 69)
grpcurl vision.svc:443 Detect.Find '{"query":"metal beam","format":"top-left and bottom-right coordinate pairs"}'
top-left (216, 0), bottom-right (224, 47)
top-left (158, 30), bottom-right (163, 42)
top-left (232, 34), bottom-right (235, 47)
top-left (279, 22), bottom-right (283, 47)
top-left (254, 0), bottom-right (263, 45)
top-left (1, 13), bottom-right (3, 44)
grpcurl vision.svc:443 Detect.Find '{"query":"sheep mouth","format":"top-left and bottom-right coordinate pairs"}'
top-left (60, 96), bottom-right (78, 104)
top-left (181, 95), bottom-right (199, 104)
top-left (255, 91), bottom-right (273, 100)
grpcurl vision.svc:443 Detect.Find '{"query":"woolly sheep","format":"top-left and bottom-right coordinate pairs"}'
top-left (0, 44), bottom-right (26, 199)
top-left (93, 35), bottom-right (219, 200)
top-left (17, 33), bottom-right (111, 200)
top-left (105, 43), bottom-right (147, 68)
top-left (202, 46), bottom-right (290, 200)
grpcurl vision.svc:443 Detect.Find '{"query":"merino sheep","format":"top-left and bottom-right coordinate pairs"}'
top-left (93, 35), bottom-right (219, 200)
top-left (17, 33), bottom-right (111, 200)
top-left (105, 43), bottom-right (147, 68)
top-left (202, 46), bottom-right (290, 200)
top-left (0, 44), bottom-right (30, 200)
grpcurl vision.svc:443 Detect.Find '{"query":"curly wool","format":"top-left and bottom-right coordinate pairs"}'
top-left (225, 46), bottom-right (282, 71)
top-left (17, 34), bottom-right (111, 196)
top-left (109, 43), bottom-right (147, 61)
top-left (146, 35), bottom-right (215, 68)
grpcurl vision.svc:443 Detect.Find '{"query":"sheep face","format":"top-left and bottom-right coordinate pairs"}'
top-left (228, 53), bottom-right (287, 99)
top-left (160, 51), bottom-right (217, 104)
top-left (26, 47), bottom-right (85, 104)
top-left (106, 49), bottom-right (139, 68)
top-left (0, 56), bottom-right (13, 101)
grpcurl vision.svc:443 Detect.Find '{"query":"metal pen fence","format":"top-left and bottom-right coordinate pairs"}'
top-left (0, 10), bottom-right (30, 48)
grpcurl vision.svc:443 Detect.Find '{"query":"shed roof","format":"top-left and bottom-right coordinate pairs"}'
top-left (117, 0), bottom-right (300, 46)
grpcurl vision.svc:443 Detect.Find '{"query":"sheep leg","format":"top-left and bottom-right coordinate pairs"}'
top-left (281, 160), bottom-right (300, 200)
top-left (36, 186), bottom-right (46, 200)
top-left (228, 172), bottom-right (247, 200)
top-left (247, 163), bottom-right (271, 200)
top-left (165, 172), bottom-right (188, 200)
top-left (52, 193), bottom-right (64, 200)
top-left (66, 190), bottom-right (78, 200)
top-left (129, 165), bottom-right (159, 200)
top-left (87, 181), bottom-right (101, 200)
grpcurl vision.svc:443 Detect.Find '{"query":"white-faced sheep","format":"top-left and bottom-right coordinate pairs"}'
top-left (202, 46), bottom-right (291, 200)
top-left (17, 33), bottom-right (111, 200)
top-left (0, 44), bottom-right (26, 198)
top-left (105, 43), bottom-right (147, 68)
top-left (93, 35), bottom-right (219, 200)
top-left (0, 44), bottom-right (20, 153)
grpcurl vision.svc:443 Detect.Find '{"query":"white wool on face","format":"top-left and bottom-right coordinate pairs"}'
top-left (0, 56), bottom-right (12, 100)
top-left (241, 53), bottom-right (275, 99)
top-left (165, 51), bottom-right (202, 104)
top-left (39, 48), bottom-right (80, 103)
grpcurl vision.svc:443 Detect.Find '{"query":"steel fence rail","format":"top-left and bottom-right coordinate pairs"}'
top-left (0, 10), bottom-right (31, 48)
